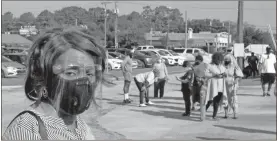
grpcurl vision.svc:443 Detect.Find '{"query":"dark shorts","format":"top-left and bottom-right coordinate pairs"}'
top-left (261, 73), bottom-right (276, 84)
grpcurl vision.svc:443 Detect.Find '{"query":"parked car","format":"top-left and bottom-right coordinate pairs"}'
top-left (161, 49), bottom-right (187, 66)
top-left (2, 47), bottom-right (30, 66)
top-left (107, 55), bottom-right (122, 70)
top-left (108, 52), bottom-right (139, 68)
top-left (172, 47), bottom-right (212, 63)
top-left (113, 48), bottom-right (154, 68)
top-left (142, 49), bottom-right (177, 66)
top-left (136, 45), bottom-right (154, 50)
top-left (2, 56), bottom-right (26, 78)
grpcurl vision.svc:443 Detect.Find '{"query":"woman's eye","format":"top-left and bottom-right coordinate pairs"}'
top-left (65, 71), bottom-right (77, 76)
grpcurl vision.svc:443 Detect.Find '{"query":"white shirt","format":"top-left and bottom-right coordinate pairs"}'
top-left (135, 71), bottom-right (155, 85)
top-left (259, 53), bottom-right (276, 73)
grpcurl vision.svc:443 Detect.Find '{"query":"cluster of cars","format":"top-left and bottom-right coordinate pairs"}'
top-left (106, 45), bottom-right (212, 70)
top-left (1, 45), bottom-right (212, 77)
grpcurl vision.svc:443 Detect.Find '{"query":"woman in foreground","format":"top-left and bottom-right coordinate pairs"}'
top-left (3, 28), bottom-right (107, 140)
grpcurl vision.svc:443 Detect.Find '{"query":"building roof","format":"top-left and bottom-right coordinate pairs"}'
top-left (2, 34), bottom-right (33, 46)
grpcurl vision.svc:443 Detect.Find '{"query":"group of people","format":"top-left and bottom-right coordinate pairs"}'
top-left (2, 27), bottom-right (276, 140)
top-left (121, 50), bottom-right (169, 107)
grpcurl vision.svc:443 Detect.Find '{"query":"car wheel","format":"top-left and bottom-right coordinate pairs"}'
top-left (108, 64), bottom-right (112, 71)
top-left (140, 61), bottom-right (146, 68)
top-left (1, 70), bottom-right (5, 78)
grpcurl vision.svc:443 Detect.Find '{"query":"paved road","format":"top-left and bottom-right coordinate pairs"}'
top-left (2, 66), bottom-right (184, 86)
top-left (2, 72), bottom-right (275, 140)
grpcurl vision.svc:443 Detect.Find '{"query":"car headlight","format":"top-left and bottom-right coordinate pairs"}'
top-left (6, 66), bottom-right (16, 71)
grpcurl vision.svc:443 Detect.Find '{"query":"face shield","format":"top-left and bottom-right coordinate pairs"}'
top-left (49, 49), bottom-right (104, 117)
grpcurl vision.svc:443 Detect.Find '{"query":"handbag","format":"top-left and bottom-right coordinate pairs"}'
top-left (5, 110), bottom-right (48, 140)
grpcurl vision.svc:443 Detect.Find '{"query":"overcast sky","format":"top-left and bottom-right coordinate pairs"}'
top-left (2, 1), bottom-right (276, 31)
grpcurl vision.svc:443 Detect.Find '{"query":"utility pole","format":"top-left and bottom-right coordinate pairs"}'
top-left (114, 1), bottom-right (118, 48)
top-left (227, 21), bottom-right (230, 48)
top-left (150, 28), bottom-right (153, 45)
top-left (237, 0), bottom-right (244, 69)
top-left (102, 1), bottom-right (111, 73)
top-left (102, 1), bottom-right (111, 47)
top-left (75, 19), bottom-right (78, 26)
top-left (185, 10), bottom-right (188, 48)
top-left (268, 24), bottom-right (276, 50)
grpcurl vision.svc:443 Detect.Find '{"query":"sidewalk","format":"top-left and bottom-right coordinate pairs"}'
top-left (97, 74), bottom-right (276, 140)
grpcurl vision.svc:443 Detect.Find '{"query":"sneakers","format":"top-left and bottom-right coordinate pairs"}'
top-left (139, 101), bottom-right (155, 107)
top-left (182, 112), bottom-right (191, 117)
top-left (123, 99), bottom-right (132, 104)
top-left (146, 101), bottom-right (155, 105)
top-left (139, 103), bottom-right (147, 107)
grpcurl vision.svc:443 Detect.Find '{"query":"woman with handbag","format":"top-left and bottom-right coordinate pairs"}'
top-left (2, 28), bottom-right (110, 140)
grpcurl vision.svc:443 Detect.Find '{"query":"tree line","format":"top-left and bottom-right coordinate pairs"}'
top-left (2, 5), bottom-right (276, 48)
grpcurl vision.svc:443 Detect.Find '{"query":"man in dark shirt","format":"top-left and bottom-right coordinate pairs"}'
top-left (247, 52), bottom-right (259, 77)
top-left (176, 61), bottom-right (194, 116)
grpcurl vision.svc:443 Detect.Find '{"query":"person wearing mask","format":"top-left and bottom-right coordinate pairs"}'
top-left (176, 61), bottom-right (194, 116)
top-left (134, 71), bottom-right (156, 107)
top-left (247, 52), bottom-right (259, 78)
top-left (223, 54), bottom-right (244, 119)
top-left (259, 47), bottom-right (276, 97)
top-left (205, 52), bottom-right (228, 120)
top-left (2, 28), bottom-right (108, 140)
top-left (121, 50), bottom-right (133, 104)
top-left (153, 57), bottom-right (169, 99)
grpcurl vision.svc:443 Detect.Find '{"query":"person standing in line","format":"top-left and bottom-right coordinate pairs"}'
top-left (176, 61), bottom-right (194, 116)
top-left (205, 52), bottom-right (228, 120)
top-left (134, 71), bottom-right (156, 107)
top-left (247, 52), bottom-right (259, 78)
top-left (191, 55), bottom-right (205, 111)
top-left (153, 57), bottom-right (169, 99)
top-left (259, 47), bottom-right (276, 97)
top-left (223, 54), bottom-right (244, 119)
top-left (121, 50), bottom-right (134, 104)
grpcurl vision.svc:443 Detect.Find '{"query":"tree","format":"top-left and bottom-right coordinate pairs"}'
top-left (54, 6), bottom-right (89, 26)
top-left (3, 12), bottom-right (13, 22)
top-left (19, 12), bottom-right (36, 24)
top-left (36, 10), bottom-right (59, 29)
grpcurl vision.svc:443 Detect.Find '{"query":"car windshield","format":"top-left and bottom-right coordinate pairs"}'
top-left (2, 56), bottom-right (12, 62)
top-left (169, 50), bottom-right (179, 56)
top-left (158, 50), bottom-right (169, 56)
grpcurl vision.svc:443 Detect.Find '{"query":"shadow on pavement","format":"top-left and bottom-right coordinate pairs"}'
top-left (214, 125), bottom-right (276, 135)
top-left (196, 137), bottom-right (235, 140)
top-left (237, 93), bottom-right (263, 97)
top-left (129, 109), bottom-right (202, 122)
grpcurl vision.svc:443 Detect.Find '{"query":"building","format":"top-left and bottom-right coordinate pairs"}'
top-left (19, 26), bottom-right (38, 36)
top-left (144, 28), bottom-right (232, 51)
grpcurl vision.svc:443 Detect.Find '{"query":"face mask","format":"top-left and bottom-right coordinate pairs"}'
top-left (52, 77), bottom-right (95, 115)
top-left (224, 61), bottom-right (231, 65)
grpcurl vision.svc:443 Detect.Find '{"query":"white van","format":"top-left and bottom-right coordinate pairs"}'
top-left (136, 45), bottom-right (154, 50)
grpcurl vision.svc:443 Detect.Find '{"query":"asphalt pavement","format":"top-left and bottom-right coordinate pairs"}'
top-left (2, 72), bottom-right (276, 140)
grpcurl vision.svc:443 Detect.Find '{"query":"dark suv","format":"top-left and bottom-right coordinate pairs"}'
top-left (109, 48), bottom-right (154, 68)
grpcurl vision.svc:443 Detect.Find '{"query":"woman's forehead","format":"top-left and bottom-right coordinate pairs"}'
top-left (54, 49), bottom-right (95, 67)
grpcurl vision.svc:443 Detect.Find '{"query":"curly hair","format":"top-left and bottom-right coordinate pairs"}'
top-left (25, 27), bottom-right (107, 102)
top-left (211, 52), bottom-right (224, 65)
